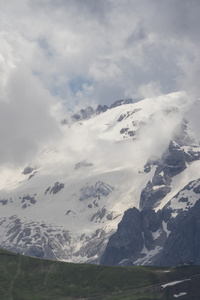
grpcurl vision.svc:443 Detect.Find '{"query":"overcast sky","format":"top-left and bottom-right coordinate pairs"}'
top-left (0, 0), bottom-right (200, 167)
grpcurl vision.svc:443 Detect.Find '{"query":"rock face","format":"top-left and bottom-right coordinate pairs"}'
top-left (72, 107), bottom-right (95, 121)
top-left (75, 161), bottom-right (93, 170)
top-left (101, 207), bottom-right (165, 266)
top-left (50, 182), bottom-right (65, 194)
top-left (101, 178), bottom-right (200, 267)
top-left (140, 120), bottom-right (200, 210)
top-left (71, 104), bottom-right (109, 122)
top-left (110, 98), bottom-right (134, 109)
top-left (70, 98), bottom-right (139, 123)
top-left (101, 120), bottom-right (200, 267)
top-left (159, 200), bottom-right (200, 266)
top-left (96, 105), bottom-right (109, 114)
top-left (110, 98), bottom-right (140, 109)
top-left (79, 182), bottom-right (114, 201)
top-left (100, 208), bottom-right (143, 265)
top-left (22, 166), bottom-right (35, 175)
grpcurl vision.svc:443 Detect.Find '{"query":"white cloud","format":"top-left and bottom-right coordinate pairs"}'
top-left (137, 82), bottom-right (162, 99)
top-left (0, 62), bottom-right (61, 166)
top-left (0, 0), bottom-right (200, 166)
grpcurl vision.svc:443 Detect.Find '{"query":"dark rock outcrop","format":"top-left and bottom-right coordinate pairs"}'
top-left (140, 136), bottom-right (200, 210)
top-left (110, 98), bottom-right (133, 109)
top-left (75, 161), bottom-right (93, 170)
top-left (72, 107), bottom-right (95, 121)
top-left (159, 200), bottom-right (200, 266)
top-left (22, 166), bottom-right (35, 175)
top-left (140, 181), bottom-right (171, 210)
top-left (70, 98), bottom-right (140, 123)
top-left (96, 105), bottom-right (108, 114)
top-left (79, 181), bottom-right (114, 201)
top-left (100, 208), bottom-right (143, 265)
top-left (50, 182), bottom-right (65, 194)
top-left (0, 199), bottom-right (8, 205)
top-left (22, 195), bottom-right (36, 205)
top-left (101, 177), bottom-right (200, 267)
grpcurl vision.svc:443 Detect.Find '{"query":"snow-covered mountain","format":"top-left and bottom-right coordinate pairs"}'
top-left (0, 91), bottom-right (200, 265)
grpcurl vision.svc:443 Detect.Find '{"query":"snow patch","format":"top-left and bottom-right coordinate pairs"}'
top-left (174, 292), bottom-right (187, 298)
top-left (134, 245), bottom-right (162, 265)
top-left (151, 229), bottom-right (162, 240)
top-left (152, 185), bottom-right (166, 191)
top-left (162, 221), bottom-right (170, 237)
top-left (161, 279), bottom-right (191, 288)
top-left (119, 258), bottom-right (129, 265)
top-left (171, 212), bottom-right (178, 218)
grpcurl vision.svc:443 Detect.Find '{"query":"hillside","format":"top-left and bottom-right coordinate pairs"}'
top-left (1, 248), bottom-right (200, 300)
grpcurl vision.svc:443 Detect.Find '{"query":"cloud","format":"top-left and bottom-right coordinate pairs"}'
top-left (0, 62), bottom-right (61, 166)
top-left (137, 82), bottom-right (162, 99)
top-left (0, 0), bottom-right (200, 166)
top-left (2, 0), bottom-right (199, 103)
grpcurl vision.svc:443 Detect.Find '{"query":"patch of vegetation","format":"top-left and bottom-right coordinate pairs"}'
top-left (0, 248), bottom-right (200, 299)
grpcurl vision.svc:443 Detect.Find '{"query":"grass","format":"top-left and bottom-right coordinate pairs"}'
top-left (0, 248), bottom-right (200, 299)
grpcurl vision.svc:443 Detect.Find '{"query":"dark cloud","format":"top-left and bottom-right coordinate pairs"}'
top-left (30, 0), bottom-right (111, 24)
top-left (126, 23), bottom-right (146, 46)
top-left (149, 0), bottom-right (200, 42)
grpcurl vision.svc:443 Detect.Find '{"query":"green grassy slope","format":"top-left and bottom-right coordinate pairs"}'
top-left (0, 248), bottom-right (200, 300)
